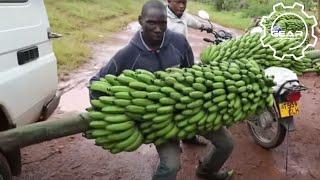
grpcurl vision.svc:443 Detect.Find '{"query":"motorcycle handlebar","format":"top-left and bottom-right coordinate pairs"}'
top-left (205, 30), bottom-right (232, 40)
top-left (203, 38), bottom-right (214, 43)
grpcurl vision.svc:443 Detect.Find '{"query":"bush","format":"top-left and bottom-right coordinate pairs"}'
top-left (242, 2), bottom-right (273, 18)
top-left (191, 0), bottom-right (316, 16)
top-left (222, 0), bottom-right (241, 11)
top-left (214, 0), bottom-right (224, 11)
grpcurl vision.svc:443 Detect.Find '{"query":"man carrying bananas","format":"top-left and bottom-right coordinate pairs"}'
top-left (89, 0), bottom-right (234, 179)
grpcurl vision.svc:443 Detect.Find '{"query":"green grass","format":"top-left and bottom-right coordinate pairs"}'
top-left (188, 0), bottom-right (318, 31)
top-left (188, 1), bottom-right (251, 30)
top-left (45, 0), bottom-right (146, 76)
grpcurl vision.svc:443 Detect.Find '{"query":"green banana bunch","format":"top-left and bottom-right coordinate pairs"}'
top-left (201, 33), bottom-right (315, 76)
top-left (86, 60), bottom-right (275, 154)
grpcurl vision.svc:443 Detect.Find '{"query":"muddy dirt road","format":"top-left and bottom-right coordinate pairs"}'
top-left (14, 22), bottom-right (320, 180)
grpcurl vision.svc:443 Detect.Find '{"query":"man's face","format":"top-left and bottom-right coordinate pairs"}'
top-left (139, 8), bottom-right (167, 43)
top-left (168, 0), bottom-right (187, 17)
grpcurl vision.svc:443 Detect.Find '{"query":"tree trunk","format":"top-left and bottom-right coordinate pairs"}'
top-left (0, 112), bottom-right (90, 152)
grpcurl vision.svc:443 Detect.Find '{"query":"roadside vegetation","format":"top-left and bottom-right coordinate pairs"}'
top-left (188, 1), bottom-right (251, 30)
top-left (45, 0), bottom-right (146, 76)
top-left (45, 0), bottom-right (318, 76)
top-left (189, 0), bottom-right (318, 30)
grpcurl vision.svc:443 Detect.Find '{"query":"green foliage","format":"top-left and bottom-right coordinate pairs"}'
top-left (242, 1), bottom-right (274, 18)
top-left (192, 0), bottom-right (317, 17)
top-left (215, 0), bottom-right (224, 11)
top-left (189, 0), bottom-right (317, 30)
top-left (188, 1), bottom-right (251, 30)
top-left (222, 0), bottom-right (241, 11)
top-left (45, 0), bottom-right (147, 76)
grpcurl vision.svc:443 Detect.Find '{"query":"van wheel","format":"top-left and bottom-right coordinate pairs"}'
top-left (0, 152), bottom-right (11, 180)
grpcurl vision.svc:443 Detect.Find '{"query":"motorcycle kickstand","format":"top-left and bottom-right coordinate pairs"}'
top-left (285, 126), bottom-right (290, 175)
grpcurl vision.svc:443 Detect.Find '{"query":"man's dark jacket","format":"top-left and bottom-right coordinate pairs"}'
top-left (90, 29), bottom-right (194, 99)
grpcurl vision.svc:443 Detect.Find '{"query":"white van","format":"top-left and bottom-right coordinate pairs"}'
top-left (0, 0), bottom-right (60, 179)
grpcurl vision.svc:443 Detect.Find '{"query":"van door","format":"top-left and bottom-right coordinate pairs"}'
top-left (0, 0), bottom-right (59, 126)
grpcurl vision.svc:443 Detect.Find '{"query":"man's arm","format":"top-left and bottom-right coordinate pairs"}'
top-left (185, 13), bottom-right (213, 33)
top-left (90, 59), bottom-right (118, 82)
top-left (185, 13), bottom-right (203, 30)
top-left (180, 39), bottom-right (195, 68)
top-left (89, 59), bottom-right (118, 100)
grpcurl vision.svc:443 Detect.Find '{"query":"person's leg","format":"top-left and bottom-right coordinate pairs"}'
top-left (181, 135), bottom-right (207, 146)
top-left (153, 140), bottom-right (181, 180)
top-left (196, 127), bottom-right (234, 178)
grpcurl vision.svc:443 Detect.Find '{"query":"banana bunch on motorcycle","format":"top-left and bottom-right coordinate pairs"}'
top-left (200, 10), bottom-right (310, 149)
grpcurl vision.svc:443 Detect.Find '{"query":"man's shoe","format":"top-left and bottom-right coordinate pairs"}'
top-left (181, 135), bottom-right (207, 146)
top-left (196, 167), bottom-right (234, 180)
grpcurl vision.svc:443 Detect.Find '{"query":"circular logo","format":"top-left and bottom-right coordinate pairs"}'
top-left (260, 3), bottom-right (318, 60)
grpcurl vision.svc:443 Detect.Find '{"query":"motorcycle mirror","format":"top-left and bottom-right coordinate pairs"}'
top-left (198, 10), bottom-right (210, 20)
top-left (217, 30), bottom-right (226, 37)
top-left (250, 26), bottom-right (264, 34)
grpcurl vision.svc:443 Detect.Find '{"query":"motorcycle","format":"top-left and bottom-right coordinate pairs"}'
top-left (198, 10), bottom-right (307, 149)
top-left (198, 10), bottom-right (233, 44)
top-left (247, 67), bottom-right (307, 148)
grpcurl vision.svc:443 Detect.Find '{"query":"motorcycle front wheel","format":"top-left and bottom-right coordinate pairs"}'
top-left (247, 108), bottom-right (287, 149)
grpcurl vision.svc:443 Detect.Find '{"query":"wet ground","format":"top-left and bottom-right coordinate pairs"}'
top-left (14, 21), bottom-right (320, 180)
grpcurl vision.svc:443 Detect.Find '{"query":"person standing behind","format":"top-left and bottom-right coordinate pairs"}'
top-left (166, 0), bottom-right (212, 37)
top-left (166, 0), bottom-right (213, 146)
top-left (165, 2), bottom-right (235, 179)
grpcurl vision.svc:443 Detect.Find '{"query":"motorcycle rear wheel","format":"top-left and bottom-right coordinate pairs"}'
top-left (247, 108), bottom-right (287, 149)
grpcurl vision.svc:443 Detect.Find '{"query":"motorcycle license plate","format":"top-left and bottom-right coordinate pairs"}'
top-left (279, 101), bottom-right (299, 118)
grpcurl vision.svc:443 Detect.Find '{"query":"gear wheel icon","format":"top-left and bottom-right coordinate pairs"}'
top-left (260, 2), bottom-right (318, 60)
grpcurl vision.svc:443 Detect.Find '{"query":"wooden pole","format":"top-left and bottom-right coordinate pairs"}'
top-left (0, 112), bottom-right (90, 152)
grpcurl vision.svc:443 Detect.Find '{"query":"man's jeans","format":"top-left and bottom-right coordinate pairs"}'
top-left (152, 127), bottom-right (234, 180)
